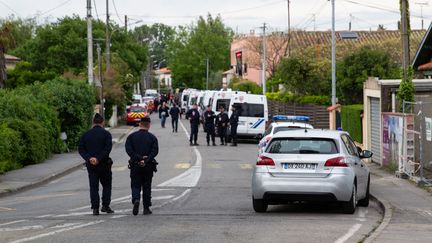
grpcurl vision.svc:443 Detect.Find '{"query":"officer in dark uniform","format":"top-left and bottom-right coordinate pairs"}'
top-left (125, 117), bottom-right (159, 215)
top-left (169, 103), bottom-right (180, 133)
top-left (216, 106), bottom-right (229, 145)
top-left (78, 113), bottom-right (114, 215)
top-left (186, 104), bottom-right (200, 146)
top-left (203, 105), bottom-right (216, 146)
top-left (229, 105), bottom-right (240, 146)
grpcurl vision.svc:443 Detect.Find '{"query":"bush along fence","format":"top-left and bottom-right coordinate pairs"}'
top-left (341, 104), bottom-right (363, 143)
top-left (0, 78), bottom-right (95, 174)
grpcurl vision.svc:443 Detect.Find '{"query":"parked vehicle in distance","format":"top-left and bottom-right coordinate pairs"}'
top-left (258, 115), bottom-right (314, 155)
top-left (144, 89), bottom-right (158, 98)
top-left (126, 105), bottom-right (148, 125)
top-left (180, 88), bottom-right (196, 114)
top-left (252, 129), bottom-right (372, 214)
top-left (132, 94), bottom-right (142, 104)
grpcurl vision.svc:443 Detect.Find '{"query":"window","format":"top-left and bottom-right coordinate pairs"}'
top-left (183, 95), bottom-right (189, 102)
top-left (266, 138), bottom-right (338, 154)
top-left (273, 126), bottom-right (304, 134)
top-left (264, 125), bottom-right (273, 136)
top-left (216, 99), bottom-right (231, 110)
top-left (341, 135), bottom-right (358, 156)
top-left (130, 107), bottom-right (146, 112)
top-left (232, 103), bottom-right (264, 117)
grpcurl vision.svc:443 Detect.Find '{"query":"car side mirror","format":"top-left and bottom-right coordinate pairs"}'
top-left (359, 150), bottom-right (373, 159)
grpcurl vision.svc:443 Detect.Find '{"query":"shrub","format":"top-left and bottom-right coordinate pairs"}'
top-left (0, 123), bottom-right (24, 174)
top-left (341, 104), bottom-right (363, 143)
top-left (266, 92), bottom-right (330, 106)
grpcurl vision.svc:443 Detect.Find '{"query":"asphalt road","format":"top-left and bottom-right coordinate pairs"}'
top-left (0, 114), bottom-right (382, 243)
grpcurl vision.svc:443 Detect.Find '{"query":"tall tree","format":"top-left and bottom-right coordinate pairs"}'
top-left (0, 22), bottom-right (14, 88)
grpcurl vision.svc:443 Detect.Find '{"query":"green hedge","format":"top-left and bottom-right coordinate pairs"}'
top-left (266, 92), bottom-right (330, 106)
top-left (341, 104), bottom-right (363, 143)
top-left (0, 123), bottom-right (23, 174)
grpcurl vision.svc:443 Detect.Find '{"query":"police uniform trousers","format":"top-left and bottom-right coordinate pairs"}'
top-left (87, 163), bottom-right (112, 209)
top-left (130, 164), bottom-right (154, 207)
top-left (205, 123), bottom-right (216, 144)
top-left (190, 123), bottom-right (199, 143)
top-left (172, 117), bottom-right (179, 132)
top-left (230, 124), bottom-right (238, 145)
top-left (218, 126), bottom-right (227, 144)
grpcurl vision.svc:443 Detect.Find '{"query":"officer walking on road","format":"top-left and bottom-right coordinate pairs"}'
top-left (169, 103), bottom-right (180, 133)
top-left (203, 105), bottom-right (216, 146)
top-left (229, 105), bottom-right (239, 146)
top-left (216, 106), bottom-right (229, 146)
top-left (125, 117), bottom-right (159, 215)
top-left (186, 104), bottom-right (200, 146)
top-left (78, 113), bottom-right (114, 216)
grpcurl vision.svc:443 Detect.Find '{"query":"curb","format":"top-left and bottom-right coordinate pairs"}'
top-left (363, 194), bottom-right (393, 243)
top-left (0, 126), bottom-right (135, 198)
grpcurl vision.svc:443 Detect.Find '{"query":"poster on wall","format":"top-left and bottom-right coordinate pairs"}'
top-left (426, 117), bottom-right (432, 142)
top-left (382, 113), bottom-right (403, 167)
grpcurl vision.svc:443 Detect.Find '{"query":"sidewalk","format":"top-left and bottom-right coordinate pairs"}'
top-left (366, 161), bottom-right (432, 242)
top-left (0, 125), bottom-right (134, 197)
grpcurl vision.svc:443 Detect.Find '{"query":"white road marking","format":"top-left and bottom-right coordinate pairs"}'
top-left (35, 214), bottom-right (53, 219)
top-left (50, 223), bottom-right (82, 229)
top-left (158, 120), bottom-right (202, 188)
top-left (110, 215), bottom-right (127, 219)
top-left (0, 225), bottom-right (44, 232)
top-left (334, 223), bottom-right (362, 243)
top-left (153, 189), bottom-right (191, 209)
top-left (0, 220), bottom-right (28, 226)
top-left (8, 220), bottom-right (104, 243)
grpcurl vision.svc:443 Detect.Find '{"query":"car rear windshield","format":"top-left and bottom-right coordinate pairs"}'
top-left (130, 107), bottom-right (146, 112)
top-left (266, 137), bottom-right (338, 154)
top-left (273, 126), bottom-right (306, 134)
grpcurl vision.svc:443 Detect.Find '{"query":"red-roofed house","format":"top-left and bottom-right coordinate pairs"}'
top-left (154, 67), bottom-right (172, 89)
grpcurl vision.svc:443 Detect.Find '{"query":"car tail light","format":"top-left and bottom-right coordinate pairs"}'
top-left (256, 156), bottom-right (275, 166)
top-left (325, 157), bottom-right (348, 167)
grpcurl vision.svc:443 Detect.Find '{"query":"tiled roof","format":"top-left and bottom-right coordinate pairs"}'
top-left (5, 54), bottom-right (20, 61)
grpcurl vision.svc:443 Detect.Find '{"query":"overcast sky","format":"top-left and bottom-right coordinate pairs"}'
top-left (1, 0), bottom-right (431, 33)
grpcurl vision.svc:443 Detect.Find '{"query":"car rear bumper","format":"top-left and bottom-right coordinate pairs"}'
top-left (252, 172), bottom-right (354, 203)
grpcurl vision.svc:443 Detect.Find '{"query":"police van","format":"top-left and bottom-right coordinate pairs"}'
top-left (213, 91), bottom-right (267, 139)
top-left (180, 88), bottom-right (195, 113)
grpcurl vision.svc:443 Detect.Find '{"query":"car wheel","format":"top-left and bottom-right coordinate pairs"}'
top-left (343, 183), bottom-right (356, 214)
top-left (358, 175), bottom-right (370, 207)
top-left (253, 197), bottom-right (268, 213)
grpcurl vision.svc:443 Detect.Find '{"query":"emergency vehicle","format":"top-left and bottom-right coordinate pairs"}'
top-left (126, 105), bottom-right (148, 125)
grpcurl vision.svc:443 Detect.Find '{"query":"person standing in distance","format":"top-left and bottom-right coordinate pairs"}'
top-left (229, 105), bottom-right (239, 146)
top-left (169, 103), bottom-right (180, 133)
top-left (158, 102), bottom-right (169, 128)
top-left (78, 113), bottom-right (114, 215)
top-left (203, 105), bottom-right (217, 146)
top-left (216, 106), bottom-right (229, 146)
top-left (125, 117), bottom-right (159, 215)
top-left (186, 104), bottom-right (200, 146)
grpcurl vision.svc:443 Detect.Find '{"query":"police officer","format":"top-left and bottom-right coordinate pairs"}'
top-left (229, 105), bottom-right (239, 146)
top-left (186, 104), bottom-right (200, 146)
top-left (216, 106), bottom-right (229, 146)
top-left (125, 117), bottom-right (159, 215)
top-left (78, 113), bottom-right (114, 215)
top-left (203, 105), bottom-right (216, 146)
top-left (169, 103), bottom-right (180, 133)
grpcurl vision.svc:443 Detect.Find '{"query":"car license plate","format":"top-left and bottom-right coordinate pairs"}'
top-left (283, 163), bottom-right (317, 170)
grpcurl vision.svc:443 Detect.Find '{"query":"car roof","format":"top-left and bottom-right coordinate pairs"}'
top-left (271, 129), bottom-right (347, 139)
top-left (270, 122), bottom-right (314, 129)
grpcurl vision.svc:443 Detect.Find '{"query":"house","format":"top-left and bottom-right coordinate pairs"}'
top-left (5, 54), bottom-right (20, 70)
top-left (154, 67), bottom-right (172, 90)
top-left (230, 29), bottom-right (426, 86)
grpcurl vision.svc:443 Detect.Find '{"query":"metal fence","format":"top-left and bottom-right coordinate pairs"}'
top-left (268, 101), bottom-right (329, 129)
top-left (400, 101), bottom-right (432, 185)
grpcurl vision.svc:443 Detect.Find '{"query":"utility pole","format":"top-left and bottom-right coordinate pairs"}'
top-left (206, 58), bottom-right (209, 90)
top-left (262, 23), bottom-right (267, 95)
top-left (349, 13), bottom-right (352, 31)
top-left (97, 43), bottom-right (104, 119)
top-left (331, 0), bottom-right (336, 106)
top-left (105, 0), bottom-right (110, 72)
top-left (287, 0), bottom-right (291, 56)
top-left (401, 0), bottom-right (410, 81)
top-left (86, 0), bottom-right (94, 85)
top-left (416, 2), bottom-right (428, 30)
top-left (124, 15), bottom-right (128, 32)
top-left (312, 14), bottom-right (316, 31)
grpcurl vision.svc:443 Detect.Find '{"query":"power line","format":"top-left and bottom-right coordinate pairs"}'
top-left (217, 0), bottom-right (285, 15)
top-left (0, 0), bottom-right (20, 16)
top-left (93, 0), bottom-right (99, 20)
top-left (39, 0), bottom-right (73, 17)
top-left (111, 0), bottom-right (124, 24)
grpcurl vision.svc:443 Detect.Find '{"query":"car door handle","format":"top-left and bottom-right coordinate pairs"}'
top-left (354, 162), bottom-right (358, 165)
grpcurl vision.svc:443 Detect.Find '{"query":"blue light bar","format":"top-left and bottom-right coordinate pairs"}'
top-left (273, 115), bottom-right (310, 122)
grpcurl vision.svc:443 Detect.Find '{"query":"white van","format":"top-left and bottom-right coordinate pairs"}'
top-left (200, 90), bottom-right (216, 111)
top-left (187, 90), bottom-right (201, 110)
top-left (212, 90), bottom-right (247, 115)
top-left (180, 89), bottom-right (195, 113)
top-left (230, 93), bottom-right (268, 139)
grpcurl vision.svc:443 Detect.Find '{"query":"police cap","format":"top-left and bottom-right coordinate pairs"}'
top-left (140, 117), bottom-right (151, 123)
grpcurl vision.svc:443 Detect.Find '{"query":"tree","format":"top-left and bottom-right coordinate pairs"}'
top-left (337, 46), bottom-right (400, 104)
top-left (0, 21), bottom-right (14, 88)
top-left (168, 14), bottom-right (233, 89)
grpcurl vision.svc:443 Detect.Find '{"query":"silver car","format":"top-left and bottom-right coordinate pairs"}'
top-left (252, 129), bottom-right (372, 214)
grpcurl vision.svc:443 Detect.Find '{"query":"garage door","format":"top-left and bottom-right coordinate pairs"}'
top-left (370, 97), bottom-right (381, 163)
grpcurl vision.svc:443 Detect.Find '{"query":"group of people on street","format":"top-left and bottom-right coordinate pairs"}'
top-left (79, 113), bottom-right (159, 216)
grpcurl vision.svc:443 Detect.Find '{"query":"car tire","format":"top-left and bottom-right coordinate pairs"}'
top-left (358, 175), bottom-right (370, 207)
top-left (253, 197), bottom-right (268, 213)
top-left (343, 184), bottom-right (356, 214)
